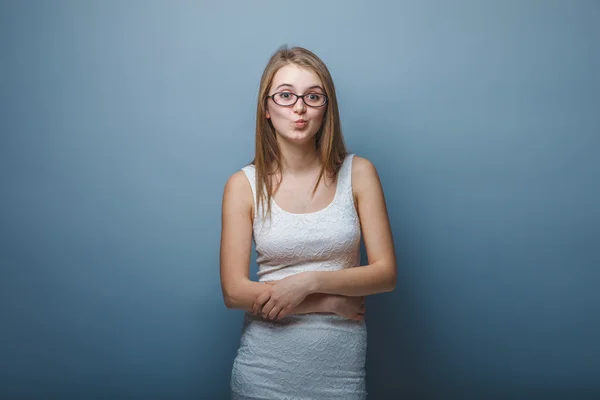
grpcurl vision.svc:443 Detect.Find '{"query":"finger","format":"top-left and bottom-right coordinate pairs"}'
top-left (268, 304), bottom-right (283, 320)
top-left (253, 292), bottom-right (271, 315)
top-left (276, 306), bottom-right (291, 320)
top-left (252, 295), bottom-right (260, 314)
top-left (261, 298), bottom-right (276, 318)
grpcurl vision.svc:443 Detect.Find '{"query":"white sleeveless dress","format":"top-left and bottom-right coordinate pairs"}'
top-left (230, 154), bottom-right (367, 399)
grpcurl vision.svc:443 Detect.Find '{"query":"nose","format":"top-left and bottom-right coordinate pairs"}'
top-left (293, 96), bottom-right (306, 115)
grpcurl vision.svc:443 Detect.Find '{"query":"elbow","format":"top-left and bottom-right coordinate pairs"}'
top-left (222, 284), bottom-right (238, 309)
top-left (223, 288), bottom-right (241, 309)
top-left (385, 266), bottom-right (397, 293)
top-left (383, 277), bottom-right (396, 293)
top-left (222, 279), bottom-right (249, 309)
top-left (224, 293), bottom-right (246, 310)
top-left (223, 295), bottom-right (235, 309)
top-left (387, 277), bottom-right (397, 292)
top-left (375, 260), bottom-right (396, 293)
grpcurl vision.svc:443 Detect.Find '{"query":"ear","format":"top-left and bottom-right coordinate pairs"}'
top-left (265, 108), bottom-right (271, 119)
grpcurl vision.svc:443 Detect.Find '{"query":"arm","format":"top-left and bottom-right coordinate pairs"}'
top-left (219, 171), bottom-right (335, 315)
top-left (284, 292), bottom-right (334, 315)
top-left (251, 157), bottom-right (396, 319)
top-left (306, 156), bottom-right (397, 297)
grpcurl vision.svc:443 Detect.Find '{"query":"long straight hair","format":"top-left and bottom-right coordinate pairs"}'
top-left (253, 45), bottom-right (348, 219)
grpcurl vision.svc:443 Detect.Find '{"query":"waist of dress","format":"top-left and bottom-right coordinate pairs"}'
top-left (242, 310), bottom-right (367, 330)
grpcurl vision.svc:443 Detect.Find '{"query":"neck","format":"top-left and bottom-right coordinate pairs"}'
top-left (276, 136), bottom-right (320, 175)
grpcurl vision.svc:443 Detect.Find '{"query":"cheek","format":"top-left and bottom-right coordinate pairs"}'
top-left (269, 107), bottom-right (290, 122)
top-left (310, 109), bottom-right (326, 124)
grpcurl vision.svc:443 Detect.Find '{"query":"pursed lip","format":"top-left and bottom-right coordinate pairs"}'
top-left (294, 119), bottom-right (307, 123)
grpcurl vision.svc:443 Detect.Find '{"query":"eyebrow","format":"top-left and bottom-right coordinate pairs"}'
top-left (274, 83), bottom-right (325, 92)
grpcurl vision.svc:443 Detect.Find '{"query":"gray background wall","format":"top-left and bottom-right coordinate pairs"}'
top-left (1, 0), bottom-right (599, 398)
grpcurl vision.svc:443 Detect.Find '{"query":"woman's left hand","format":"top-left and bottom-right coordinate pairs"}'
top-left (253, 273), bottom-right (314, 320)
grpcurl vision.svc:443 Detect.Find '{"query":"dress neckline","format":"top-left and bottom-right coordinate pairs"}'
top-left (250, 154), bottom-right (351, 217)
top-left (270, 176), bottom-right (341, 216)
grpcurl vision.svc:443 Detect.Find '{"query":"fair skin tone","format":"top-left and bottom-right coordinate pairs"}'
top-left (220, 64), bottom-right (396, 321)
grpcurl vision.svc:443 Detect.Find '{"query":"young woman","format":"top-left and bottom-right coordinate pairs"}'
top-left (220, 45), bottom-right (397, 399)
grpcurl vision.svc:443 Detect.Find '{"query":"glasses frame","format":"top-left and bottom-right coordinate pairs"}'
top-left (267, 91), bottom-right (328, 108)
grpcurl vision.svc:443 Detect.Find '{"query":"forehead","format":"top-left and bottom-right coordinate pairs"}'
top-left (271, 64), bottom-right (322, 90)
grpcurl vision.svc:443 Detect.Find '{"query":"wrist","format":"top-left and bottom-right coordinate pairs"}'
top-left (305, 271), bottom-right (320, 294)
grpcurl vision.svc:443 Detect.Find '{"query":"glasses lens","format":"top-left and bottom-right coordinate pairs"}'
top-left (273, 92), bottom-right (297, 106)
top-left (304, 93), bottom-right (327, 107)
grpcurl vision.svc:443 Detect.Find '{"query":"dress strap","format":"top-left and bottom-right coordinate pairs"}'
top-left (337, 153), bottom-right (355, 198)
top-left (241, 164), bottom-right (258, 216)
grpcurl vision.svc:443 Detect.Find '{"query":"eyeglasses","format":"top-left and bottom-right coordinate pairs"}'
top-left (267, 92), bottom-right (328, 107)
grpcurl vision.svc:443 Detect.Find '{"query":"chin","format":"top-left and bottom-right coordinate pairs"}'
top-left (281, 131), bottom-right (317, 144)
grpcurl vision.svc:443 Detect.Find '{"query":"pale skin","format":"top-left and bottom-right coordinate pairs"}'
top-left (220, 64), bottom-right (397, 321)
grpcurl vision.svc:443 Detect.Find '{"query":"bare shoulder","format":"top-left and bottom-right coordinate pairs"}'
top-left (351, 155), bottom-right (381, 193)
top-left (224, 170), bottom-right (251, 193)
top-left (351, 155), bottom-right (377, 175)
top-left (222, 170), bottom-right (254, 215)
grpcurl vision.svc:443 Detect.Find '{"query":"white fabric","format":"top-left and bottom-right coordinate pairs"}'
top-left (230, 154), bottom-right (368, 399)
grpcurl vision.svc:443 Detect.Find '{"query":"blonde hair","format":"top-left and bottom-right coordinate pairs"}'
top-left (252, 45), bottom-right (348, 219)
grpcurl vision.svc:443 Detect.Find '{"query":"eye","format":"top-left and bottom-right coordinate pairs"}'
top-left (278, 92), bottom-right (293, 99)
top-left (307, 94), bottom-right (322, 101)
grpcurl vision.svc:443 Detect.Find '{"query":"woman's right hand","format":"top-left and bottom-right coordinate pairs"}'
top-left (328, 295), bottom-right (366, 321)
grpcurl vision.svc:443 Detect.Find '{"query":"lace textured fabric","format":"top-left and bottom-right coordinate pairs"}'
top-left (230, 154), bottom-right (367, 399)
